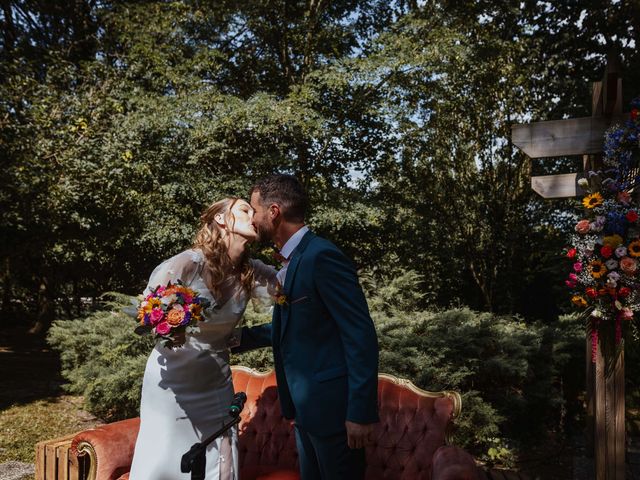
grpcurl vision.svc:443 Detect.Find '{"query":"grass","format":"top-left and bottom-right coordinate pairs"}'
top-left (0, 395), bottom-right (101, 465)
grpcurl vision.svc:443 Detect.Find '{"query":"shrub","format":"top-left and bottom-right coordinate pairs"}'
top-left (48, 274), bottom-right (584, 460)
top-left (48, 293), bottom-right (153, 421)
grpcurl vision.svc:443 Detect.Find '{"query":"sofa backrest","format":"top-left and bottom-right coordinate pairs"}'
top-left (367, 374), bottom-right (461, 479)
top-left (231, 367), bottom-right (461, 480)
top-left (232, 366), bottom-right (299, 472)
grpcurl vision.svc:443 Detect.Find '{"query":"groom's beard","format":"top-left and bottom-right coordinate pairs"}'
top-left (255, 221), bottom-right (275, 246)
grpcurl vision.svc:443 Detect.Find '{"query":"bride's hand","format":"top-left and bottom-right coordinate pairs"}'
top-left (172, 330), bottom-right (186, 347)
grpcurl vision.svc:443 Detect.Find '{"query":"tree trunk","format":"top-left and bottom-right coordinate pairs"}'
top-left (1, 257), bottom-right (11, 323)
top-left (28, 276), bottom-right (54, 334)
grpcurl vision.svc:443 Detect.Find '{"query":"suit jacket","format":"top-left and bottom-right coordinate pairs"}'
top-left (236, 230), bottom-right (379, 436)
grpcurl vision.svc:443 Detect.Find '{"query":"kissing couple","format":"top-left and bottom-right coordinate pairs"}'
top-left (128, 174), bottom-right (379, 480)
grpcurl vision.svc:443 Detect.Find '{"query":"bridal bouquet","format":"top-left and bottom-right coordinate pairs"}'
top-left (565, 97), bottom-right (640, 360)
top-left (131, 281), bottom-right (210, 348)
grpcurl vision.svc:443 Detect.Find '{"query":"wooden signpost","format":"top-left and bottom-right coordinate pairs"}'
top-left (513, 54), bottom-right (629, 198)
top-left (512, 55), bottom-right (630, 480)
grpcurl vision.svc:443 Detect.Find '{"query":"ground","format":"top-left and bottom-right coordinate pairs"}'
top-left (0, 327), bottom-right (101, 479)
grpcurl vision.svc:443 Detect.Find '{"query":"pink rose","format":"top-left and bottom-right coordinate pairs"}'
top-left (575, 220), bottom-right (591, 234)
top-left (150, 307), bottom-right (165, 325)
top-left (569, 273), bottom-right (578, 282)
top-left (620, 257), bottom-right (638, 275)
top-left (155, 321), bottom-right (171, 335)
top-left (618, 191), bottom-right (631, 205)
top-left (619, 308), bottom-right (634, 321)
top-left (573, 263), bottom-right (583, 272)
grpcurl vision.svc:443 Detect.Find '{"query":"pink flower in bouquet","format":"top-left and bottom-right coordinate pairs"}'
top-left (575, 220), bottom-right (591, 234)
top-left (620, 257), bottom-right (638, 275)
top-left (565, 273), bottom-right (578, 288)
top-left (150, 308), bottom-right (165, 325)
top-left (620, 308), bottom-right (634, 321)
top-left (618, 191), bottom-right (631, 205)
top-left (566, 248), bottom-right (577, 259)
top-left (156, 322), bottom-right (171, 335)
top-left (573, 262), bottom-right (583, 272)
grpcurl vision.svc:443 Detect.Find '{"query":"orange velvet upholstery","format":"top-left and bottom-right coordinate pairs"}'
top-left (232, 368), bottom-right (299, 479)
top-left (71, 418), bottom-right (140, 480)
top-left (367, 378), bottom-right (458, 479)
top-left (432, 446), bottom-right (479, 480)
top-left (71, 368), bottom-right (479, 480)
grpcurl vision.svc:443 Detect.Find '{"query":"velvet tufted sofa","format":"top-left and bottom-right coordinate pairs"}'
top-left (70, 366), bottom-right (479, 480)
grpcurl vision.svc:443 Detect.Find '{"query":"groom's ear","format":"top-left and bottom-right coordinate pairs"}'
top-left (268, 203), bottom-right (281, 220)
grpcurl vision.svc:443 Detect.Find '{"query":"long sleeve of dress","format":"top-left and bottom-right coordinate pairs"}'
top-left (144, 250), bottom-right (203, 295)
top-left (249, 258), bottom-right (278, 303)
top-left (230, 259), bottom-right (278, 353)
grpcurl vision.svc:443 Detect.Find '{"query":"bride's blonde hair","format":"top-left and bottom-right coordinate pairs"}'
top-left (193, 197), bottom-right (254, 300)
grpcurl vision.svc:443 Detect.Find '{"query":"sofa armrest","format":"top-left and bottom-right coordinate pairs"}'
top-left (432, 445), bottom-right (480, 480)
top-left (71, 418), bottom-right (140, 480)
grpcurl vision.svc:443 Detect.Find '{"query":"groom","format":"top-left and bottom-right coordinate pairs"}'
top-left (236, 174), bottom-right (379, 480)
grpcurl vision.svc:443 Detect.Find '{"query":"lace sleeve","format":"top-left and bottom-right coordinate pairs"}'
top-left (144, 250), bottom-right (203, 295)
top-left (251, 258), bottom-right (278, 294)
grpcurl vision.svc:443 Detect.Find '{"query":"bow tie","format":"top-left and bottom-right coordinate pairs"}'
top-left (272, 250), bottom-right (288, 265)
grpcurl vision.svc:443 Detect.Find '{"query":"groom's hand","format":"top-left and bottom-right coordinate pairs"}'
top-left (345, 421), bottom-right (374, 449)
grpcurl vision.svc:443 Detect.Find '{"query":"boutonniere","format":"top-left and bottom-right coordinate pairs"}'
top-left (274, 282), bottom-right (288, 305)
top-left (275, 292), bottom-right (288, 305)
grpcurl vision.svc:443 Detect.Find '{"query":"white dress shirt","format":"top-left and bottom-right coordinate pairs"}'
top-left (276, 225), bottom-right (309, 286)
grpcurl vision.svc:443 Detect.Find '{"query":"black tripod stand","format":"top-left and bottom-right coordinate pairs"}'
top-left (180, 392), bottom-right (247, 480)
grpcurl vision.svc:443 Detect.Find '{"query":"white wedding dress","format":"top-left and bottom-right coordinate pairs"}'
top-left (129, 249), bottom-right (276, 480)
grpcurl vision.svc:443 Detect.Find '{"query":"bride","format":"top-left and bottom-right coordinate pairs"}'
top-left (129, 197), bottom-right (277, 480)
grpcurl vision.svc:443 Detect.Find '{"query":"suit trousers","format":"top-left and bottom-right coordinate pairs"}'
top-left (294, 423), bottom-right (365, 480)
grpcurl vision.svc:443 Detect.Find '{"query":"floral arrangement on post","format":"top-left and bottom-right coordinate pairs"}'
top-left (565, 97), bottom-right (640, 361)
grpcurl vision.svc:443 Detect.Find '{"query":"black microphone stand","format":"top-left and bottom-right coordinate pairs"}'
top-left (180, 393), bottom-right (246, 480)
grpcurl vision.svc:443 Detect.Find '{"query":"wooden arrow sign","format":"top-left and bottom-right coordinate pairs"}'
top-left (512, 113), bottom-right (629, 159)
top-left (530, 173), bottom-right (587, 199)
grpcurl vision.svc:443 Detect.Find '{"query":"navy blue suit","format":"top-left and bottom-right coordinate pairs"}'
top-left (236, 230), bottom-right (378, 479)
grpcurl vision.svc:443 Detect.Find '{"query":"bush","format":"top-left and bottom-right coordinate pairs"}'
top-left (375, 307), bottom-right (584, 459)
top-left (48, 274), bottom-right (584, 460)
top-left (47, 293), bottom-right (153, 421)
